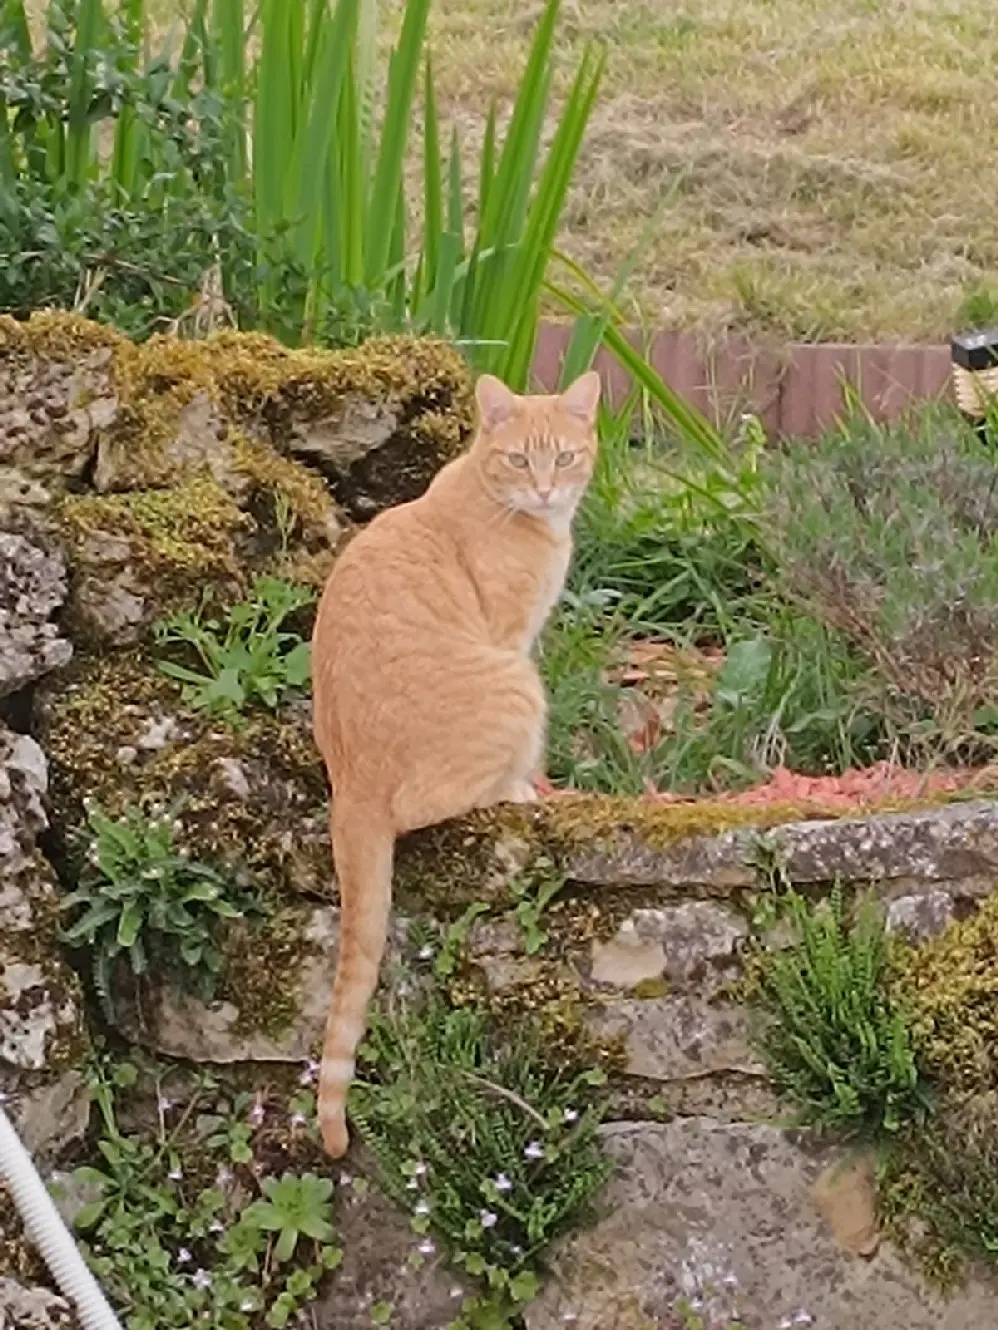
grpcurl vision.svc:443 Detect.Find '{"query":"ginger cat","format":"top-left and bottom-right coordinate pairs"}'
top-left (310, 369), bottom-right (602, 1157)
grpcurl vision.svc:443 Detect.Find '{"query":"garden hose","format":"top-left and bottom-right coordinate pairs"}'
top-left (0, 1104), bottom-right (123, 1330)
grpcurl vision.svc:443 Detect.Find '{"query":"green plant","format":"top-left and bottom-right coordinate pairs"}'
top-left (508, 858), bottom-right (563, 956)
top-left (541, 402), bottom-right (883, 796)
top-left (434, 901), bottom-right (491, 980)
top-left (237, 1174), bottom-right (336, 1265)
top-left (61, 800), bottom-right (261, 1010)
top-left (154, 577), bottom-right (314, 720)
top-left (765, 402), bottom-right (998, 758)
top-left (71, 1054), bottom-right (341, 1330)
top-left (351, 1000), bottom-right (611, 1322)
top-left (752, 885), bottom-right (927, 1137)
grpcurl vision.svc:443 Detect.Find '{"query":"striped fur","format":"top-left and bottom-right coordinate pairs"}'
top-left (311, 371), bottom-right (601, 1157)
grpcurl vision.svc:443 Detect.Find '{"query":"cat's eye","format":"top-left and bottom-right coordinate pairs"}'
top-left (507, 453), bottom-right (530, 470)
top-left (555, 451), bottom-right (576, 468)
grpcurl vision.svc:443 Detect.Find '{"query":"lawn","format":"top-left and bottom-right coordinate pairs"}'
top-left (27, 0), bottom-right (998, 341)
top-left (386, 0), bottom-right (998, 343)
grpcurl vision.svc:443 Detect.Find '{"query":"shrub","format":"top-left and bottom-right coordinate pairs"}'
top-left (752, 885), bottom-right (927, 1137)
top-left (351, 999), bottom-right (612, 1323)
top-left (765, 403), bottom-right (998, 757)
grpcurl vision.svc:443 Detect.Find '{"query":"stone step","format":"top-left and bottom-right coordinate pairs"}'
top-left (525, 1119), bottom-right (993, 1330)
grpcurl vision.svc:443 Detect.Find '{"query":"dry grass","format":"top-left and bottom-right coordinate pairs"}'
top-left (53, 0), bottom-right (998, 340)
top-left (408, 0), bottom-right (998, 342)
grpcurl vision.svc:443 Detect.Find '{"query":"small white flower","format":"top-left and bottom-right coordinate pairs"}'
top-left (414, 1199), bottom-right (430, 1216)
top-left (240, 1301), bottom-right (256, 1314)
top-left (418, 1238), bottom-right (435, 1255)
top-left (209, 1219), bottom-right (224, 1234)
top-left (216, 1166), bottom-right (232, 1187)
top-left (449, 1286), bottom-right (463, 1299)
top-left (289, 1111), bottom-right (307, 1128)
top-left (157, 1096), bottom-right (172, 1114)
top-left (793, 1315), bottom-right (814, 1327)
top-left (493, 1173), bottom-right (512, 1193)
top-left (176, 1248), bottom-right (192, 1265)
top-left (412, 1161), bottom-right (428, 1177)
top-left (299, 1059), bottom-right (320, 1085)
top-left (417, 945), bottom-right (434, 960)
top-left (405, 1178), bottom-right (419, 1190)
top-left (192, 1269), bottom-right (211, 1290)
top-left (168, 1166), bottom-right (183, 1181)
top-left (524, 1141), bottom-right (544, 1160)
top-left (510, 1244), bottom-right (523, 1257)
top-left (480, 1210), bottom-right (498, 1229)
top-left (563, 1107), bottom-right (579, 1124)
top-left (247, 1102), bottom-right (265, 1126)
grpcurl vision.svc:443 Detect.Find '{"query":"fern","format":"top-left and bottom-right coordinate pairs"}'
top-left (754, 884), bottom-right (928, 1136)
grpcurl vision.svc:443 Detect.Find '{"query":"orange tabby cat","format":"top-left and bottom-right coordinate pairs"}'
top-left (310, 369), bottom-right (602, 1157)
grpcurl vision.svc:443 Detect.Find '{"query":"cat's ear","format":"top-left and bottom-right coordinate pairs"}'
top-left (559, 370), bottom-right (602, 426)
top-left (475, 374), bottom-right (519, 432)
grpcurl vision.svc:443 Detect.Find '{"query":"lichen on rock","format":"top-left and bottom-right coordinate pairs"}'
top-left (0, 533), bottom-right (73, 696)
top-left (0, 724), bottom-right (89, 1161)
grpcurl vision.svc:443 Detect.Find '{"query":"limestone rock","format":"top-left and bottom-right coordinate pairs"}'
top-left (315, 1160), bottom-right (468, 1330)
top-left (0, 1279), bottom-right (74, 1330)
top-left (0, 536), bottom-right (72, 697)
top-left (558, 797), bottom-right (998, 903)
top-left (527, 1120), bottom-right (995, 1330)
top-left (0, 313), bottom-right (118, 507)
top-left (591, 903), bottom-right (746, 994)
top-left (886, 889), bottom-right (955, 941)
top-left (0, 727), bottom-right (88, 1161)
top-left (812, 1152), bottom-right (880, 1258)
top-left (109, 907), bottom-right (409, 1064)
top-left (587, 997), bottom-right (764, 1082)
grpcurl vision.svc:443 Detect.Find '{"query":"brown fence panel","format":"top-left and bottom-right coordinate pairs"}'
top-left (531, 322), bottom-right (953, 437)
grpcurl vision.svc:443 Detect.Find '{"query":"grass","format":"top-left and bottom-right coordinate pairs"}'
top-left (414, 0), bottom-right (998, 341)
top-left (25, 0), bottom-right (998, 341)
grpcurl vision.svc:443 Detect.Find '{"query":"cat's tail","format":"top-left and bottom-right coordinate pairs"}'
top-left (317, 795), bottom-right (395, 1158)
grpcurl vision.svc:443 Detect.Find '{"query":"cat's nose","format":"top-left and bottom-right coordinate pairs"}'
top-left (536, 486), bottom-right (553, 504)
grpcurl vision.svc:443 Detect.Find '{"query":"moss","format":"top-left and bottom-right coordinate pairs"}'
top-left (877, 891), bottom-right (998, 1286)
top-left (881, 1090), bottom-right (998, 1290)
top-left (0, 309), bottom-right (122, 359)
top-left (218, 904), bottom-right (317, 1039)
top-left (38, 654), bottom-right (331, 900)
top-left (891, 890), bottom-right (998, 1094)
top-left (61, 473), bottom-right (248, 576)
top-left (229, 434), bottom-right (340, 551)
top-left (450, 961), bottom-right (628, 1083)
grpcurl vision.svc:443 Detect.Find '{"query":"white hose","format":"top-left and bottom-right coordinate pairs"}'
top-left (0, 1105), bottom-right (123, 1330)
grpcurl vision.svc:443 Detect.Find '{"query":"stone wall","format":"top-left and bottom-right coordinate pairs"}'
top-left (2, 315), bottom-right (997, 1328)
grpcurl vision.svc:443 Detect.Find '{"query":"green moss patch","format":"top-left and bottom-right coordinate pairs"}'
top-left (38, 654), bottom-right (330, 901)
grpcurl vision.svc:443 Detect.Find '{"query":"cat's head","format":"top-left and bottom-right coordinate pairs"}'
top-left (473, 371), bottom-right (602, 522)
